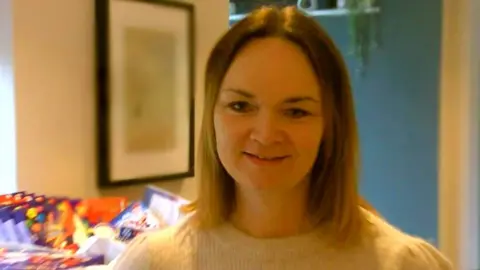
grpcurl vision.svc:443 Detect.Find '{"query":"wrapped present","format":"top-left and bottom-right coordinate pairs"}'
top-left (0, 246), bottom-right (103, 269)
top-left (109, 202), bottom-right (161, 242)
top-left (143, 185), bottom-right (190, 226)
top-left (0, 192), bottom-right (127, 255)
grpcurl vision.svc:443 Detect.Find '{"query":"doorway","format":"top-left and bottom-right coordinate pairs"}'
top-left (438, 0), bottom-right (480, 269)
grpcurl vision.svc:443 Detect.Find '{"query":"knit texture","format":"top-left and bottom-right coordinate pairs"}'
top-left (111, 210), bottom-right (452, 270)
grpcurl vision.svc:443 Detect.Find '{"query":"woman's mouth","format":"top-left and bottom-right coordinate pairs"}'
top-left (243, 152), bottom-right (289, 165)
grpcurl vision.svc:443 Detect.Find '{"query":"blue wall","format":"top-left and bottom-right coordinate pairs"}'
top-left (316, 1), bottom-right (442, 243)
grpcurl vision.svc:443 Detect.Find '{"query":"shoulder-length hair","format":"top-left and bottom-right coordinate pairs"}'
top-left (188, 5), bottom-right (370, 245)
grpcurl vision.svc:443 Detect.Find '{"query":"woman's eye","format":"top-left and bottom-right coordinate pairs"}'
top-left (227, 101), bottom-right (252, 113)
top-left (285, 108), bottom-right (311, 118)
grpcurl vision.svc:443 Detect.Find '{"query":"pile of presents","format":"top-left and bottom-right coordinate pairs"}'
top-left (0, 186), bottom-right (188, 269)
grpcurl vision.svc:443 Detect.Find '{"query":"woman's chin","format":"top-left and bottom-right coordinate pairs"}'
top-left (236, 175), bottom-right (296, 191)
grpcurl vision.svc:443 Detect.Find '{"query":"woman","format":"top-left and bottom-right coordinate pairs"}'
top-left (112, 6), bottom-right (452, 270)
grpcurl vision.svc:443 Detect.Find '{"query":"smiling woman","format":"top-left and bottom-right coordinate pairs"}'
top-left (112, 5), bottom-right (452, 270)
top-left (213, 37), bottom-right (325, 197)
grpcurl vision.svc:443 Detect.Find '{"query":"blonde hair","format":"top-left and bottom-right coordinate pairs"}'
top-left (188, 6), bottom-right (372, 245)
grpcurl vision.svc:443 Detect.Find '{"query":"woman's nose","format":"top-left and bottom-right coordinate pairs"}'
top-left (249, 112), bottom-right (284, 146)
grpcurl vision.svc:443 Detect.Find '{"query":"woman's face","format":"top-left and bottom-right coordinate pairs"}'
top-left (214, 37), bottom-right (324, 192)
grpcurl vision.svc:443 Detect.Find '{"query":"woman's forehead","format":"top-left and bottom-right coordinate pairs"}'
top-left (220, 37), bottom-right (321, 101)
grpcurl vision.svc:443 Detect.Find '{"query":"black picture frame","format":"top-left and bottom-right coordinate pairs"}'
top-left (95, 0), bottom-right (195, 187)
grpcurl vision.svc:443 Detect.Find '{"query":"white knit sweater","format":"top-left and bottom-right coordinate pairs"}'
top-left (111, 210), bottom-right (452, 270)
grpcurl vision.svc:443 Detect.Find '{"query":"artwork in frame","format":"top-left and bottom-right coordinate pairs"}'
top-left (95, 0), bottom-right (195, 187)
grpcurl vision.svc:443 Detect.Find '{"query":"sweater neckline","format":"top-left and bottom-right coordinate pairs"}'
top-left (207, 221), bottom-right (329, 260)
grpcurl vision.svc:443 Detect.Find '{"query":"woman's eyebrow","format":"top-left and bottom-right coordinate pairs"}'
top-left (222, 88), bottom-right (254, 98)
top-left (221, 88), bottom-right (320, 103)
top-left (283, 96), bottom-right (320, 104)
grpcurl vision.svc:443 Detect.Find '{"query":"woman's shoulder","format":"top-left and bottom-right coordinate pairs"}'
top-left (362, 209), bottom-right (453, 270)
top-left (147, 214), bottom-right (197, 247)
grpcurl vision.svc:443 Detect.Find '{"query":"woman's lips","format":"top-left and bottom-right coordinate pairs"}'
top-left (243, 152), bottom-right (289, 166)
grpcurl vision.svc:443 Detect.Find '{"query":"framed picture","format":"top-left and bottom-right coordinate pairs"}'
top-left (95, 0), bottom-right (195, 187)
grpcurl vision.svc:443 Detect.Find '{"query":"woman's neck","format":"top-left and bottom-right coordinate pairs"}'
top-left (230, 182), bottom-right (312, 238)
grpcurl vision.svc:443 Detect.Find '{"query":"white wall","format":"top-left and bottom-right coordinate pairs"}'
top-left (0, 0), bottom-right (17, 194)
top-left (10, 0), bottom-right (228, 199)
top-left (438, 0), bottom-right (480, 268)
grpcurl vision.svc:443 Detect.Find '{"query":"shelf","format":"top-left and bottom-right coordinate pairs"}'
top-left (229, 7), bottom-right (381, 22)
